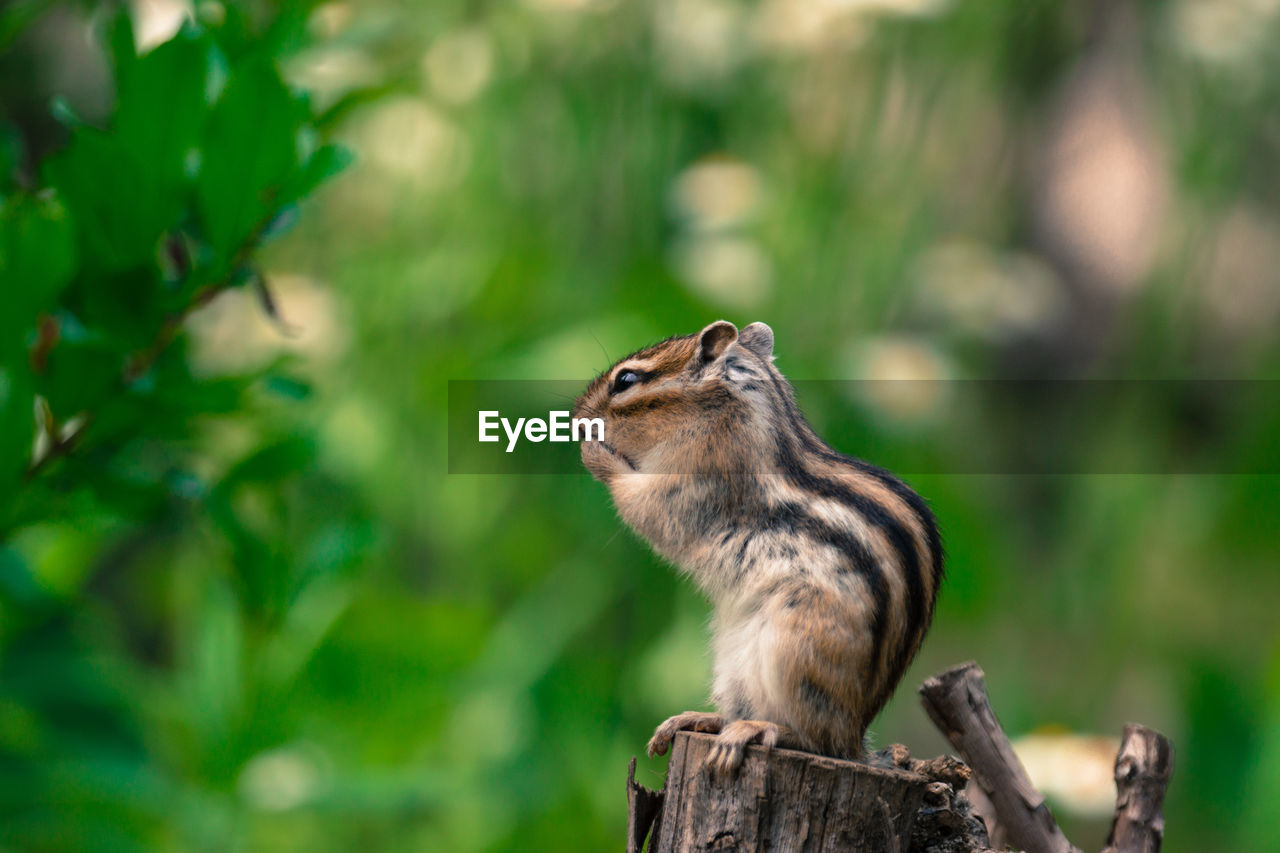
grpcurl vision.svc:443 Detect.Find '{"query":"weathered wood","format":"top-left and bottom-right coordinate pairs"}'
top-left (634, 731), bottom-right (990, 853)
top-left (918, 661), bottom-right (1082, 853)
top-left (960, 778), bottom-right (1005, 850)
top-left (1101, 724), bottom-right (1174, 853)
top-left (628, 757), bottom-right (666, 853)
top-left (629, 662), bottom-right (1176, 852)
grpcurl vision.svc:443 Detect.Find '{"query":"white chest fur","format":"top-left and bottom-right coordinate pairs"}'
top-left (709, 594), bottom-right (787, 722)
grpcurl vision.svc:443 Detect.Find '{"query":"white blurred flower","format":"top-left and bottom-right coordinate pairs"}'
top-left (1012, 731), bottom-right (1121, 817)
top-left (424, 28), bottom-right (495, 105)
top-left (308, 2), bottom-right (353, 38)
top-left (285, 47), bottom-right (380, 112)
top-left (354, 97), bottom-right (471, 190)
top-left (1172, 0), bottom-right (1280, 65)
top-left (654, 0), bottom-right (747, 89)
top-left (670, 157), bottom-right (764, 232)
top-left (1201, 206), bottom-right (1280, 334)
top-left (754, 0), bottom-right (867, 52)
top-left (239, 743), bottom-right (328, 812)
top-left (842, 335), bottom-right (953, 422)
top-left (672, 234), bottom-right (773, 309)
top-left (866, 0), bottom-right (950, 13)
top-left (130, 0), bottom-right (192, 51)
top-left (754, 0), bottom-right (949, 53)
top-left (913, 240), bottom-right (1066, 342)
top-left (187, 274), bottom-right (349, 376)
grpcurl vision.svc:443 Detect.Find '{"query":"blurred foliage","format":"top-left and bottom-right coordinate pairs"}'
top-left (2, 0), bottom-right (1279, 851)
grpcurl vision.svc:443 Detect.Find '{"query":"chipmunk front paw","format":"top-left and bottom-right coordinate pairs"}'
top-left (646, 711), bottom-right (725, 757)
top-left (703, 720), bottom-right (783, 777)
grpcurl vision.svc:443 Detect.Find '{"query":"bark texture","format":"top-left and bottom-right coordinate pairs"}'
top-left (919, 661), bottom-right (1083, 853)
top-left (627, 662), bottom-right (1177, 853)
top-left (1100, 724), bottom-right (1174, 853)
top-left (629, 757), bottom-right (666, 853)
top-left (631, 732), bottom-right (991, 853)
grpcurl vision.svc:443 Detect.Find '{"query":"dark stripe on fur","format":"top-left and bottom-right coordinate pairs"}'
top-left (772, 437), bottom-right (921, 718)
top-left (800, 677), bottom-right (839, 716)
top-left (762, 370), bottom-right (941, 683)
top-left (759, 500), bottom-right (889, 694)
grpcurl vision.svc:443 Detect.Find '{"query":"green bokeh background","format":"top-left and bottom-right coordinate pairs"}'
top-left (3, 1), bottom-right (1280, 850)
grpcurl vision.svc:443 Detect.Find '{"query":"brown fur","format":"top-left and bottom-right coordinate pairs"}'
top-left (573, 321), bottom-right (943, 773)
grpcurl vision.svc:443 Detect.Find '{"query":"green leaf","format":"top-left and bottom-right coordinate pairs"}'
top-left (40, 337), bottom-right (120, 415)
top-left (43, 128), bottom-right (173, 272)
top-left (0, 366), bottom-right (35, 491)
top-left (0, 192), bottom-right (77, 342)
top-left (75, 267), bottom-right (166, 352)
top-left (197, 59), bottom-right (308, 254)
top-left (221, 435), bottom-right (316, 486)
top-left (0, 546), bottom-right (48, 607)
top-left (258, 5), bottom-right (311, 58)
top-left (291, 143), bottom-right (353, 198)
top-left (263, 375), bottom-right (311, 401)
top-left (115, 30), bottom-right (212, 196)
top-left (104, 4), bottom-right (138, 75)
top-left (0, 122), bottom-right (20, 193)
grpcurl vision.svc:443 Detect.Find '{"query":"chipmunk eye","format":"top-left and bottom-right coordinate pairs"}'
top-left (611, 371), bottom-right (641, 394)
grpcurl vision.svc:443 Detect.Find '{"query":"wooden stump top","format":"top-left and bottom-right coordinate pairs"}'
top-left (628, 662), bottom-right (1176, 853)
top-left (647, 732), bottom-right (937, 853)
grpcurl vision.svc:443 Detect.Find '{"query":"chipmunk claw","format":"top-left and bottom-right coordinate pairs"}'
top-left (702, 720), bottom-right (782, 777)
top-left (646, 711), bottom-right (725, 758)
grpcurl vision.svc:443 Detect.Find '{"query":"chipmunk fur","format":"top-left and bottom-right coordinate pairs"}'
top-left (573, 320), bottom-right (943, 774)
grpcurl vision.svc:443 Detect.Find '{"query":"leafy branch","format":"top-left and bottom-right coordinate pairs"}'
top-left (24, 212), bottom-right (281, 481)
top-left (4, 12), bottom-right (350, 497)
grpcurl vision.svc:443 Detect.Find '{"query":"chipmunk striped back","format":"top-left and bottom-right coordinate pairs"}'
top-left (574, 320), bottom-right (942, 762)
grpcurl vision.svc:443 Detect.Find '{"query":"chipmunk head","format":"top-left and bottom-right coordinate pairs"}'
top-left (572, 320), bottom-right (780, 484)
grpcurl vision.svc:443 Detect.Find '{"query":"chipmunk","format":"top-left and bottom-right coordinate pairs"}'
top-left (573, 320), bottom-right (943, 775)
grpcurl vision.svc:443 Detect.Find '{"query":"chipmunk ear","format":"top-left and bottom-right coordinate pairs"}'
top-left (697, 320), bottom-right (738, 364)
top-left (738, 322), bottom-right (774, 359)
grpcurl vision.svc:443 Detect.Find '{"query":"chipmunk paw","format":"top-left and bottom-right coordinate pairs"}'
top-left (702, 719), bottom-right (782, 777)
top-left (646, 711), bottom-right (725, 758)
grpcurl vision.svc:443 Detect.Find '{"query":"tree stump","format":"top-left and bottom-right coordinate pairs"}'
top-left (626, 663), bottom-right (1175, 852)
top-left (629, 732), bottom-right (989, 853)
